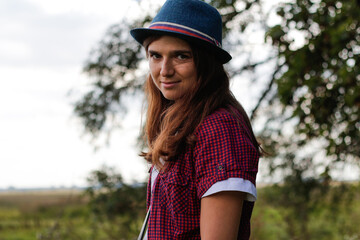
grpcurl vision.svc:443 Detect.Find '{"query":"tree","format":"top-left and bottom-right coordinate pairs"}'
top-left (264, 0), bottom-right (360, 169)
top-left (84, 166), bottom-right (147, 239)
top-left (258, 0), bottom-right (360, 237)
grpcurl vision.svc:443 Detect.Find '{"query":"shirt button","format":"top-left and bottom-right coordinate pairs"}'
top-left (218, 165), bottom-right (223, 171)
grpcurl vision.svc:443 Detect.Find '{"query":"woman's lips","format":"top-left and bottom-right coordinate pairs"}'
top-left (161, 81), bottom-right (180, 88)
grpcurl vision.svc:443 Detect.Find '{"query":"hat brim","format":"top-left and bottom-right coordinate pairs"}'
top-left (130, 28), bottom-right (232, 64)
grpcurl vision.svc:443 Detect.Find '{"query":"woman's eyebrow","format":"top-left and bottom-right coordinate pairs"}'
top-left (148, 50), bottom-right (159, 55)
top-left (148, 49), bottom-right (192, 55)
top-left (172, 50), bottom-right (192, 55)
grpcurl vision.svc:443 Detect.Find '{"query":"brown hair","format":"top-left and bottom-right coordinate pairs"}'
top-left (141, 37), bottom-right (260, 169)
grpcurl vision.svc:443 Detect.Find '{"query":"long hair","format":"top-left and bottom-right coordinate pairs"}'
top-left (141, 37), bottom-right (260, 169)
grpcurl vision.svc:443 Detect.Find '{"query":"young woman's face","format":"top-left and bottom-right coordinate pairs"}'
top-left (147, 35), bottom-right (197, 101)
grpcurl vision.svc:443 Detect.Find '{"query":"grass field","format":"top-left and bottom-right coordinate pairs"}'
top-left (1, 183), bottom-right (359, 240)
top-left (0, 189), bottom-right (87, 240)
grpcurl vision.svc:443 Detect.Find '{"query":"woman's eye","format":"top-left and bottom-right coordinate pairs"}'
top-left (177, 54), bottom-right (189, 60)
top-left (149, 53), bottom-right (161, 59)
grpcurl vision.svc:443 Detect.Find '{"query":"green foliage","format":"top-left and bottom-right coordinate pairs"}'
top-left (259, 0), bottom-right (360, 235)
top-left (83, 166), bottom-right (147, 239)
top-left (265, 0), bottom-right (360, 161)
top-left (251, 205), bottom-right (289, 239)
top-left (251, 182), bottom-right (360, 240)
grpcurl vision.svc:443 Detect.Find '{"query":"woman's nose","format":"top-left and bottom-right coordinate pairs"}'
top-left (160, 59), bottom-right (175, 77)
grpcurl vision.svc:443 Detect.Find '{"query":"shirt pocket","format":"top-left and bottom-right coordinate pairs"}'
top-left (160, 170), bottom-right (190, 214)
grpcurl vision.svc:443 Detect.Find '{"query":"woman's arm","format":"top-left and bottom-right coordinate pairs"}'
top-left (200, 191), bottom-right (245, 240)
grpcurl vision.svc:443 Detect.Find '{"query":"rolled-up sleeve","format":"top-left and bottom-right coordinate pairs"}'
top-left (194, 109), bottom-right (259, 199)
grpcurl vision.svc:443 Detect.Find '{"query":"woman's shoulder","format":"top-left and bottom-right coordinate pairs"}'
top-left (204, 107), bottom-right (240, 124)
top-left (195, 107), bottom-right (241, 135)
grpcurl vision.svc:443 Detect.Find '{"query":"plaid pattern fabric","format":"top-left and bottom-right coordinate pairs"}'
top-left (146, 108), bottom-right (259, 239)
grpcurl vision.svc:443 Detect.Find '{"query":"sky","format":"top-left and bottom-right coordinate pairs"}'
top-left (0, 0), bottom-right (158, 189)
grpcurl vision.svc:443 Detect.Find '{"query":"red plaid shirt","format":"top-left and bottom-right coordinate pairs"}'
top-left (146, 108), bottom-right (259, 239)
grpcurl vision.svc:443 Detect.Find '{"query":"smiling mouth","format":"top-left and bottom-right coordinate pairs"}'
top-left (161, 81), bottom-right (181, 88)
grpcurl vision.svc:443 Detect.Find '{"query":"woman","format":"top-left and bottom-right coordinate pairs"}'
top-left (131, 0), bottom-right (260, 239)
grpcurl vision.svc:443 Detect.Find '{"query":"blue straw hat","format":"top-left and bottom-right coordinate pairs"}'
top-left (130, 0), bottom-right (232, 63)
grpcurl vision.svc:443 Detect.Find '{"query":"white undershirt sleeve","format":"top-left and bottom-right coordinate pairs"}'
top-left (201, 178), bottom-right (257, 202)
